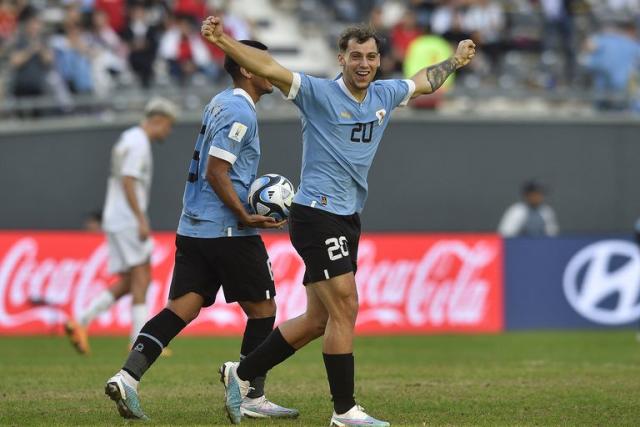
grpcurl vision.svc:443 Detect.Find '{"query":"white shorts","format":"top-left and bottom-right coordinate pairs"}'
top-left (106, 228), bottom-right (153, 274)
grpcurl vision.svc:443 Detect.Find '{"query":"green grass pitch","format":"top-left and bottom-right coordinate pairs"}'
top-left (1, 331), bottom-right (639, 426)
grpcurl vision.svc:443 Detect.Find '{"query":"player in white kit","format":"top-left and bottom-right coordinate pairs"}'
top-left (65, 98), bottom-right (178, 355)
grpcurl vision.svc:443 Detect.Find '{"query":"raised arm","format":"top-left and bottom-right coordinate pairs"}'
top-left (201, 16), bottom-right (294, 95)
top-left (410, 39), bottom-right (476, 97)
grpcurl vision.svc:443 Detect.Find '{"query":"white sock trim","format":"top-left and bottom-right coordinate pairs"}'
top-left (138, 333), bottom-right (164, 351)
top-left (118, 369), bottom-right (139, 390)
top-left (79, 290), bottom-right (115, 326)
top-left (130, 303), bottom-right (148, 344)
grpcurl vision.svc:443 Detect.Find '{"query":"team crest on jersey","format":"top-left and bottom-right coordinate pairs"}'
top-left (229, 122), bottom-right (248, 142)
top-left (340, 111), bottom-right (352, 119)
top-left (376, 109), bottom-right (386, 125)
top-left (321, 195), bottom-right (328, 206)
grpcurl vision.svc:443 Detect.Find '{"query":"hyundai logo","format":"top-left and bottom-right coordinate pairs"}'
top-left (563, 240), bottom-right (640, 325)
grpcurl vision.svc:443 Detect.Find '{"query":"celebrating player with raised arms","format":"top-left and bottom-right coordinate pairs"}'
top-left (103, 40), bottom-right (296, 421)
top-left (202, 16), bottom-right (475, 426)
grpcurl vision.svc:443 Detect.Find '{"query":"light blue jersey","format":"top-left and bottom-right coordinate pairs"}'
top-left (286, 73), bottom-right (415, 215)
top-left (178, 88), bottom-right (260, 238)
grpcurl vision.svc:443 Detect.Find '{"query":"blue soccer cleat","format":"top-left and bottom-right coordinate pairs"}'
top-left (330, 405), bottom-right (390, 427)
top-left (241, 395), bottom-right (299, 419)
top-left (219, 361), bottom-right (251, 424)
top-left (104, 373), bottom-right (148, 420)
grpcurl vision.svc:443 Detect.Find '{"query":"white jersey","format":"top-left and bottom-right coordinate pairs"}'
top-left (102, 126), bottom-right (153, 232)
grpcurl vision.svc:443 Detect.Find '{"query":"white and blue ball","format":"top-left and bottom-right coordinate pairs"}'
top-left (248, 174), bottom-right (295, 221)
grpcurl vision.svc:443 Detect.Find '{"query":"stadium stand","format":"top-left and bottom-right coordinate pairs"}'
top-left (1, 0), bottom-right (640, 119)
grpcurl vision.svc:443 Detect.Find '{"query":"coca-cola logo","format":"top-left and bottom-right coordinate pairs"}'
top-left (0, 236), bottom-right (172, 330)
top-left (0, 233), bottom-right (503, 334)
top-left (355, 239), bottom-right (497, 328)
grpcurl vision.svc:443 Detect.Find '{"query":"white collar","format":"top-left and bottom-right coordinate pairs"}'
top-left (233, 87), bottom-right (256, 109)
top-left (337, 76), bottom-right (367, 104)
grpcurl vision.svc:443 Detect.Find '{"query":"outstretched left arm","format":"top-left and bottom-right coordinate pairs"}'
top-left (410, 39), bottom-right (476, 97)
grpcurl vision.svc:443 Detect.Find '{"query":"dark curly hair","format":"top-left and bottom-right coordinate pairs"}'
top-left (337, 25), bottom-right (382, 52)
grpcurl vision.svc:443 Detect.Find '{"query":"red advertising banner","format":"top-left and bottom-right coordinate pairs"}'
top-left (0, 231), bottom-right (503, 335)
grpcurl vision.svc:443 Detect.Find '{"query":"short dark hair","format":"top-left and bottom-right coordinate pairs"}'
top-left (522, 180), bottom-right (545, 195)
top-left (337, 25), bottom-right (381, 52)
top-left (224, 40), bottom-right (268, 80)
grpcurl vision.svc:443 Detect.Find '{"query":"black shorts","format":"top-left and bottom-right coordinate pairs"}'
top-left (169, 234), bottom-right (275, 307)
top-left (289, 203), bottom-right (361, 285)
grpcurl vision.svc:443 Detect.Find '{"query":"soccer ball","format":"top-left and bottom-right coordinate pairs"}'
top-left (248, 174), bottom-right (295, 221)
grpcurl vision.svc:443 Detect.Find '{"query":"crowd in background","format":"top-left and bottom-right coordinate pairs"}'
top-left (2, 0), bottom-right (640, 116)
top-left (0, 0), bottom-right (251, 114)
top-left (314, 0), bottom-right (640, 111)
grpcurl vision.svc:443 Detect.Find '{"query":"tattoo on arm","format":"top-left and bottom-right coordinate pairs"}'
top-left (425, 57), bottom-right (457, 92)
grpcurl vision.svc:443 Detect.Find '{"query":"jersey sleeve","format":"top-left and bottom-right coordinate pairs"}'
top-left (377, 79), bottom-right (416, 109)
top-left (284, 72), bottom-right (331, 113)
top-left (207, 106), bottom-right (254, 165)
top-left (120, 138), bottom-right (147, 179)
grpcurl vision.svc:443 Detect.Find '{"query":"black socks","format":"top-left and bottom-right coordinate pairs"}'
top-left (241, 317), bottom-right (275, 398)
top-left (122, 308), bottom-right (186, 380)
top-left (323, 353), bottom-right (356, 414)
top-left (236, 327), bottom-right (296, 382)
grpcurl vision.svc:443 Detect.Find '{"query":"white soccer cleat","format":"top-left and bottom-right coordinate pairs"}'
top-left (330, 405), bottom-right (390, 427)
top-left (219, 361), bottom-right (251, 424)
top-left (241, 395), bottom-right (299, 419)
top-left (104, 373), bottom-right (148, 420)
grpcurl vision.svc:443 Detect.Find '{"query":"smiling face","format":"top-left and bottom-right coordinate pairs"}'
top-left (339, 37), bottom-right (380, 94)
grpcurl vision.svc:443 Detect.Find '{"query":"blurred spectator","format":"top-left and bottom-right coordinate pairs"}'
top-left (498, 180), bottom-right (559, 237)
top-left (205, 0), bottom-right (252, 71)
top-left (591, 0), bottom-right (640, 17)
top-left (174, 0), bottom-right (206, 21)
top-left (403, 25), bottom-right (453, 108)
top-left (89, 9), bottom-right (127, 96)
top-left (409, 0), bottom-right (439, 28)
top-left (51, 21), bottom-right (95, 94)
top-left (390, 10), bottom-right (422, 72)
top-left (540, 0), bottom-right (579, 85)
top-left (8, 11), bottom-right (54, 97)
top-left (319, 0), bottom-right (375, 23)
top-left (431, 0), bottom-right (471, 42)
top-left (0, 0), bottom-right (17, 46)
top-left (464, 0), bottom-right (505, 71)
top-left (582, 18), bottom-right (640, 111)
top-left (209, 1), bottom-right (251, 41)
top-left (94, 0), bottom-right (126, 33)
top-left (122, 3), bottom-right (160, 88)
top-left (84, 210), bottom-right (102, 232)
top-left (369, 5), bottom-right (395, 79)
top-left (158, 13), bottom-right (216, 84)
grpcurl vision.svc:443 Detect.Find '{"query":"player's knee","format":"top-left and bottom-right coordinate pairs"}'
top-left (331, 296), bottom-right (358, 326)
top-left (177, 307), bottom-right (200, 324)
top-left (240, 298), bottom-right (277, 318)
top-left (340, 293), bottom-right (359, 316)
top-left (310, 316), bottom-right (327, 338)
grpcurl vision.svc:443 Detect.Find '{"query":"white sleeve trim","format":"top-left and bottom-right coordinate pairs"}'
top-left (285, 72), bottom-right (301, 100)
top-left (497, 203), bottom-right (527, 237)
top-left (398, 79), bottom-right (416, 107)
top-left (209, 146), bottom-right (237, 164)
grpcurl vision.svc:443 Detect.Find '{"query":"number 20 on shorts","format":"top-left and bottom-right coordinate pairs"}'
top-left (325, 236), bottom-right (349, 261)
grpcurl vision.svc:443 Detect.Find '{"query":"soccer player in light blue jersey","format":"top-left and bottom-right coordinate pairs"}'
top-left (103, 40), bottom-right (297, 422)
top-left (203, 17), bottom-right (476, 426)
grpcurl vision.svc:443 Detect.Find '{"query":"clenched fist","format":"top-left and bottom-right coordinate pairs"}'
top-left (201, 16), bottom-right (224, 44)
top-left (453, 40), bottom-right (476, 68)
